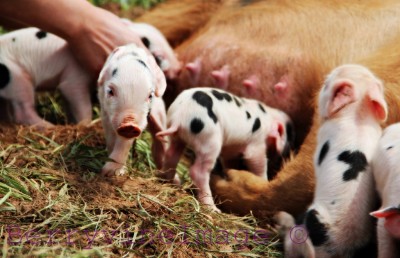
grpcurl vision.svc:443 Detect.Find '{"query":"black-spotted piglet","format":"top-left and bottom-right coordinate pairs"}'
top-left (0, 28), bottom-right (92, 127)
top-left (370, 123), bottom-right (400, 258)
top-left (302, 64), bottom-right (388, 257)
top-left (156, 87), bottom-right (293, 212)
top-left (121, 19), bottom-right (181, 79)
top-left (98, 44), bottom-right (167, 176)
top-left (274, 211), bottom-right (315, 258)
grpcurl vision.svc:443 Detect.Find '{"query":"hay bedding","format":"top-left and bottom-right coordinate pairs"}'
top-left (0, 121), bottom-right (281, 257)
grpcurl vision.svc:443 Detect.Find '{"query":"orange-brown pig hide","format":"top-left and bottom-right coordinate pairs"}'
top-left (139, 0), bottom-right (400, 218)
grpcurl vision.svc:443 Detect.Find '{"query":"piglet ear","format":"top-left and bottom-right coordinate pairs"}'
top-left (371, 206), bottom-right (400, 238)
top-left (367, 82), bottom-right (388, 122)
top-left (370, 206), bottom-right (400, 219)
top-left (97, 63), bottom-right (109, 87)
top-left (147, 53), bottom-right (167, 97)
top-left (326, 80), bottom-right (357, 118)
top-left (98, 47), bottom-right (123, 86)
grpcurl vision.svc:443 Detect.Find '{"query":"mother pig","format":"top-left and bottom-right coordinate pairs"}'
top-left (138, 0), bottom-right (400, 217)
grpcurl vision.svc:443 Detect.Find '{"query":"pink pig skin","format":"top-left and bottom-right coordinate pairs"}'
top-left (371, 123), bottom-right (400, 258)
top-left (302, 64), bottom-right (387, 258)
top-left (156, 87), bottom-right (292, 212)
top-left (0, 27), bottom-right (92, 128)
top-left (98, 44), bottom-right (167, 177)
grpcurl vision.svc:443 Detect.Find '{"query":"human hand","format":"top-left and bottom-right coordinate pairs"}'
top-left (65, 6), bottom-right (148, 78)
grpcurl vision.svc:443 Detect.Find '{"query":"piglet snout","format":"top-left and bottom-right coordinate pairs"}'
top-left (117, 116), bottom-right (142, 138)
top-left (267, 122), bottom-right (286, 155)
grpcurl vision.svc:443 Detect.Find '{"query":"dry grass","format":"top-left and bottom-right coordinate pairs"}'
top-left (0, 92), bottom-right (283, 257)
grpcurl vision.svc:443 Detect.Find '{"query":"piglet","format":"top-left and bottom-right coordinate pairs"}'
top-left (156, 87), bottom-right (293, 212)
top-left (301, 64), bottom-right (388, 257)
top-left (274, 211), bottom-right (315, 258)
top-left (370, 123), bottom-right (400, 258)
top-left (98, 44), bottom-right (167, 176)
top-left (121, 19), bottom-right (181, 79)
top-left (0, 27), bottom-right (92, 128)
top-left (147, 96), bottom-right (168, 169)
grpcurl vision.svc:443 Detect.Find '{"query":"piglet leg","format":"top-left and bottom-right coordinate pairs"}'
top-left (147, 120), bottom-right (166, 169)
top-left (242, 143), bottom-right (268, 179)
top-left (189, 141), bottom-right (221, 212)
top-left (101, 136), bottom-right (134, 176)
top-left (8, 67), bottom-right (53, 128)
top-left (147, 97), bottom-right (167, 169)
top-left (157, 138), bottom-right (185, 184)
top-left (101, 112), bottom-right (116, 153)
top-left (377, 219), bottom-right (400, 258)
top-left (59, 68), bottom-right (92, 125)
top-left (13, 101), bottom-right (54, 128)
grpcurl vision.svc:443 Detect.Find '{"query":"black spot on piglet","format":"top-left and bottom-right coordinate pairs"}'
top-left (141, 37), bottom-right (150, 48)
top-left (338, 150), bottom-right (367, 181)
top-left (223, 93), bottom-right (232, 102)
top-left (252, 118), bottom-right (261, 133)
top-left (193, 91), bottom-right (218, 123)
top-left (258, 103), bottom-right (266, 113)
top-left (210, 91), bottom-right (223, 100)
top-left (305, 209), bottom-right (329, 246)
top-left (246, 111), bottom-right (251, 119)
top-left (112, 68), bottom-right (118, 77)
top-left (211, 90), bottom-right (232, 102)
top-left (36, 30), bottom-right (47, 39)
top-left (0, 63), bottom-right (11, 89)
top-left (190, 118), bottom-right (204, 134)
top-left (234, 97), bottom-right (242, 107)
top-left (318, 141), bottom-right (330, 166)
top-left (136, 59), bottom-right (148, 69)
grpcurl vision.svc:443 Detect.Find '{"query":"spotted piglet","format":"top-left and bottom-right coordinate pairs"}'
top-left (370, 123), bottom-right (400, 258)
top-left (301, 64), bottom-right (388, 257)
top-left (0, 27), bottom-right (92, 127)
top-left (98, 44), bottom-right (167, 176)
top-left (274, 211), bottom-right (315, 258)
top-left (156, 87), bottom-right (293, 212)
top-left (121, 19), bottom-right (181, 80)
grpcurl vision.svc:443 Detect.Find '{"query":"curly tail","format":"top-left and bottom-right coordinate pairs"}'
top-left (156, 124), bottom-right (179, 142)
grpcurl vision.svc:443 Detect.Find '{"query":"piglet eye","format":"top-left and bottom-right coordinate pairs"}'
top-left (148, 89), bottom-right (155, 100)
top-left (106, 87), bottom-right (114, 97)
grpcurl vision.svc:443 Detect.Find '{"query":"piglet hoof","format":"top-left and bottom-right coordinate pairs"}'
top-left (155, 170), bottom-right (180, 185)
top-left (77, 118), bottom-right (92, 127)
top-left (207, 205), bottom-right (221, 213)
top-left (29, 120), bottom-right (55, 131)
top-left (101, 161), bottom-right (127, 177)
top-left (172, 174), bottom-right (181, 185)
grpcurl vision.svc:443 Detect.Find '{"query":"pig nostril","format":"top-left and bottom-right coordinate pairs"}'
top-left (117, 125), bottom-right (141, 139)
